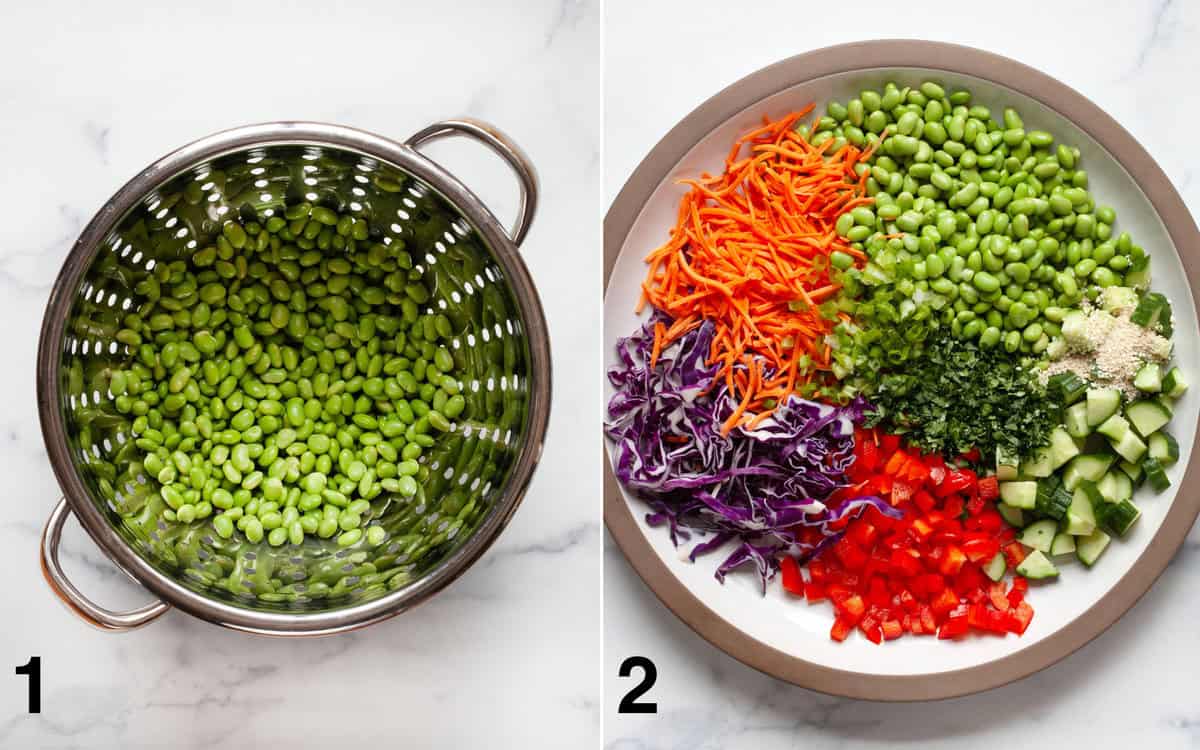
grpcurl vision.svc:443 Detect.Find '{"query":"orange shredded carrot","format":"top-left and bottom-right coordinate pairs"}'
top-left (639, 108), bottom-right (872, 433)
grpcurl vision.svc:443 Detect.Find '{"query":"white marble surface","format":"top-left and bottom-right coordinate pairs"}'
top-left (0, 1), bottom-right (600, 748)
top-left (605, 1), bottom-right (1200, 747)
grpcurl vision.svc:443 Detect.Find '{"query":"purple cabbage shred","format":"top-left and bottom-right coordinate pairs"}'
top-left (606, 315), bottom-right (900, 593)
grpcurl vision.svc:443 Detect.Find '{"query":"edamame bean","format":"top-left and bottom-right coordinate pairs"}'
top-left (112, 201), bottom-right (470, 553)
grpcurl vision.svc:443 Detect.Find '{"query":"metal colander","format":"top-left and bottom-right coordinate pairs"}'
top-left (37, 120), bottom-right (550, 635)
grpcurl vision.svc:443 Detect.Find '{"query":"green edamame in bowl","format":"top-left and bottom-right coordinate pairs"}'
top-left (39, 122), bottom-right (549, 634)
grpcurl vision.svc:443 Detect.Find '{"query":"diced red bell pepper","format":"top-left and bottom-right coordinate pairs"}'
top-left (912, 572), bottom-right (945, 598)
top-left (881, 619), bottom-right (903, 640)
top-left (867, 577), bottom-right (891, 608)
top-left (965, 495), bottom-right (986, 516)
top-left (871, 473), bottom-right (893, 495)
top-left (826, 583), bottom-right (853, 604)
top-left (804, 581), bottom-right (827, 604)
top-left (807, 558), bottom-right (828, 583)
top-left (935, 469), bottom-right (977, 497)
top-left (962, 536), bottom-right (1000, 564)
top-left (780, 556), bottom-right (804, 596)
top-left (931, 587), bottom-right (959, 617)
top-left (847, 521), bottom-right (878, 549)
top-left (855, 435), bottom-right (880, 472)
top-left (1007, 576), bottom-right (1029, 607)
top-left (859, 613), bottom-right (883, 644)
top-left (909, 518), bottom-right (934, 542)
top-left (912, 489), bottom-right (936, 513)
top-left (879, 433), bottom-right (901, 456)
top-left (977, 476), bottom-right (1000, 501)
top-left (830, 615), bottom-right (855, 642)
top-left (954, 565), bottom-right (986, 597)
top-left (920, 605), bottom-right (937, 632)
top-left (890, 478), bottom-right (915, 505)
top-left (839, 594), bottom-right (866, 624)
top-left (942, 495), bottom-right (965, 520)
top-left (884, 451), bottom-right (908, 476)
top-left (968, 509), bottom-right (1003, 532)
top-left (985, 607), bottom-right (1010, 634)
top-left (988, 582), bottom-right (1010, 611)
top-left (924, 451), bottom-right (946, 473)
top-left (937, 614), bottom-right (969, 639)
top-left (966, 602), bottom-right (992, 631)
top-left (903, 458), bottom-right (930, 484)
top-left (835, 537), bottom-right (869, 571)
top-left (938, 545), bottom-right (967, 576)
top-left (959, 447), bottom-right (982, 464)
top-left (1007, 601), bottom-right (1035, 635)
top-left (889, 548), bottom-right (923, 578)
top-left (1002, 541), bottom-right (1028, 567)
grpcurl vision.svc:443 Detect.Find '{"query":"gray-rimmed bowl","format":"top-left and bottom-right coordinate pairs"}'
top-left (604, 40), bottom-right (1200, 699)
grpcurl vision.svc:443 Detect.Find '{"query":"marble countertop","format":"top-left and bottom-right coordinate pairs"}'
top-left (604, 1), bottom-right (1200, 748)
top-left (0, 1), bottom-right (599, 748)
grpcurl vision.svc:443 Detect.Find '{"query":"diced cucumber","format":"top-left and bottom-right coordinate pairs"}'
top-left (1096, 414), bottom-right (1130, 442)
top-left (1096, 498), bottom-right (1141, 537)
top-left (983, 552), bottom-right (1007, 582)
top-left (997, 504), bottom-right (1025, 528)
top-left (1016, 549), bottom-right (1059, 579)
top-left (1045, 427), bottom-right (1080, 470)
top-left (1020, 447), bottom-right (1055, 479)
top-left (1097, 472), bottom-right (1120, 503)
top-left (1062, 454), bottom-right (1114, 491)
top-left (1050, 532), bottom-right (1077, 557)
top-left (1131, 292), bottom-right (1170, 333)
top-left (1119, 460), bottom-right (1143, 483)
top-left (1076, 528), bottom-right (1112, 567)
top-left (1142, 457), bottom-right (1171, 492)
top-left (1000, 480), bottom-right (1038, 510)
top-left (1125, 254), bottom-right (1150, 290)
top-left (1066, 486), bottom-right (1097, 536)
top-left (1134, 362), bottom-right (1163, 393)
top-left (1112, 471), bottom-right (1132, 502)
top-left (1162, 367), bottom-right (1188, 398)
top-left (1077, 479), bottom-right (1105, 506)
top-left (1047, 372), bottom-right (1088, 405)
top-left (1148, 431), bottom-right (1179, 466)
top-left (1100, 286), bottom-right (1138, 313)
top-left (996, 446), bottom-right (1020, 481)
top-left (1096, 471), bottom-right (1132, 504)
top-left (1062, 310), bottom-right (1091, 350)
top-left (1064, 401), bottom-right (1091, 439)
top-left (1019, 519), bottom-right (1058, 553)
top-left (1035, 476), bottom-right (1072, 520)
top-left (1125, 399), bottom-right (1172, 438)
top-left (1109, 429), bottom-right (1147, 463)
top-left (1086, 388), bottom-right (1122, 427)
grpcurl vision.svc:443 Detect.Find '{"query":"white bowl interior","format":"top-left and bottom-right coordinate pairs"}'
top-left (605, 67), bottom-right (1198, 677)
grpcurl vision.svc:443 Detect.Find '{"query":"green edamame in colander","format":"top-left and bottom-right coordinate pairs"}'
top-left (112, 203), bottom-right (465, 549)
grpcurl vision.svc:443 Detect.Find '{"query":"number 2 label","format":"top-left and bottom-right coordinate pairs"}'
top-left (617, 656), bottom-right (657, 714)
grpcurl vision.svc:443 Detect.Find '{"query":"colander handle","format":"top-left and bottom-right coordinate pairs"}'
top-left (405, 119), bottom-right (539, 246)
top-left (40, 498), bottom-right (170, 631)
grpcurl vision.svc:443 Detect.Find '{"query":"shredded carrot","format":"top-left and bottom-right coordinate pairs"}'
top-left (639, 108), bottom-right (872, 433)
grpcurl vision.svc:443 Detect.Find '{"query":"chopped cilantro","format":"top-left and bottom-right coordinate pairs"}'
top-left (863, 332), bottom-right (1058, 459)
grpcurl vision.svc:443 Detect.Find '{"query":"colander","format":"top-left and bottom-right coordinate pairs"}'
top-left (36, 119), bottom-right (551, 636)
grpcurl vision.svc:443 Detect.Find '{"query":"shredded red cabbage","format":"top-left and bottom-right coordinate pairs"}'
top-left (607, 316), bottom-right (901, 592)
